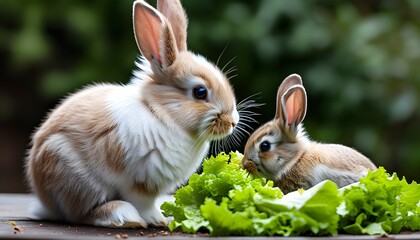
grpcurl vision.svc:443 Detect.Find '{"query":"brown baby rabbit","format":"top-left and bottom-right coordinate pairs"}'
top-left (242, 74), bottom-right (377, 193)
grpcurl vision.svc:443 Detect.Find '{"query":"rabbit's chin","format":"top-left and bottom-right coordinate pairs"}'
top-left (206, 127), bottom-right (235, 141)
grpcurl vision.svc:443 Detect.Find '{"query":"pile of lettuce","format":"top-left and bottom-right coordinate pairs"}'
top-left (161, 152), bottom-right (420, 236)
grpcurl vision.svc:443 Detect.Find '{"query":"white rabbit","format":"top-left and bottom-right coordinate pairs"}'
top-left (242, 74), bottom-right (377, 193)
top-left (26, 0), bottom-right (241, 228)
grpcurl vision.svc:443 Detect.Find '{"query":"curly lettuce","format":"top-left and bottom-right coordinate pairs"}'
top-left (161, 152), bottom-right (420, 236)
top-left (161, 152), bottom-right (341, 236)
top-left (338, 167), bottom-right (420, 235)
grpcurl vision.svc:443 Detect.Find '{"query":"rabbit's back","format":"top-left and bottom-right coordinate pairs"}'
top-left (278, 143), bottom-right (376, 192)
top-left (308, 143), bottom-right (377, 172)
top-left (29, 84), bottom-right (125, 170)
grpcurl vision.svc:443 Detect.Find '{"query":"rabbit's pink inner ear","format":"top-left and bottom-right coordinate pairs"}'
top-left (275, 74), bottom-right (303, 121)
top-left (285, 93), bottom-right (299, 125)
top-left (133, 2), bottom-right (164, 65)
top-left (284, 88), bottom-right (306, 126)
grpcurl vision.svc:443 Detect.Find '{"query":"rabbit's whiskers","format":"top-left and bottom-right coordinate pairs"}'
top-left (209, 96), bottom-right (263, 156)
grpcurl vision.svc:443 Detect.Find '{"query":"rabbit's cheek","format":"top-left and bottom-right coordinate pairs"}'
top-left (260, 158), bottom-right (282, 180)
top-left (259, 166), bottom-right (275, 180)
top-left (259, 151), bottom-right (276, 161)
top-left (277, 157), bottom-right (285, 165)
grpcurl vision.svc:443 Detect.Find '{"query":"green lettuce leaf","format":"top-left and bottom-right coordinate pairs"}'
top-left (253, 180), bottom-right (341, 236)
top-left (338, 167), bottom-right (420, 235)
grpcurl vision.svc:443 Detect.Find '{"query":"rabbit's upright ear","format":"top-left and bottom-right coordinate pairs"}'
top-left (275, 74), bottom-right (307, 129)
top-left (157, 0), bottom-right (188, 52)
top-left (275, 74), bottom-right (303, 119)
top-left (133, 0), bottom-right (178, 69)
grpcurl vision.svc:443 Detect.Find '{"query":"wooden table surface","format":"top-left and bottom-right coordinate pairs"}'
top-left (0, 193), bottom-right (419, 239)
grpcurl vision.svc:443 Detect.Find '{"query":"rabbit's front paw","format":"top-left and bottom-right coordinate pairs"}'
top-left (86, 200), bottom-right (147, 228)
top-left (139, 207), bottom-right (168, 227)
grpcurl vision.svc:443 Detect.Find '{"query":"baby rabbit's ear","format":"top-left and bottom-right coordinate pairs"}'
top-left (133, 0), bottom-right (178, 69)
top-left (275, 74), bottom-right (307, 129)
top-left (157, 0), bottom-right (188, 52)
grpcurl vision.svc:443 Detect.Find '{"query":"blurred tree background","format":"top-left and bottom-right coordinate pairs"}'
top-left (1, 0), bottom-right (419, 193)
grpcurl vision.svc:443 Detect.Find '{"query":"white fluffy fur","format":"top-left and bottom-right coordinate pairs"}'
top-left (29, 199), bottom-right (60, 221)
top-left (72, 80), bottom-right (210, 226)
top-left (107, 81), bottom-right (209, 193)
top-left (92, 201), bottom-right (145, 228)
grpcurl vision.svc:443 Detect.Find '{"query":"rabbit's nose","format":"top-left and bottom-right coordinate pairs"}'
top-left (243, 159), bottom-right (258, 173)
top-left (231, 122), bottom-right (236, 128)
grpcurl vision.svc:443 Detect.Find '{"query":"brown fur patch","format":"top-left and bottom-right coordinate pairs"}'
top-left (28, 147), bottom-right (101, 220)
top-left (54, 85), bottom-right (126, 174)
top-left (131, 181), bottom-right (160, 196)
top-left (27, 147), bottom-right (60, 214)
top-left (162, 24), bottom-right (178, 67)
top-left (276, 149), bottom-right (316, 193)
top-left (26, 85), bottom-right (128, 220)
top-left (313, 144), bottom-right (377, 171)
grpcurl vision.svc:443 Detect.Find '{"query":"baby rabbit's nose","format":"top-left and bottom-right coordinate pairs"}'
top-left (243, 159), bottom-right (258, 173)
top-left (231, 122), bottom-right (236, 128)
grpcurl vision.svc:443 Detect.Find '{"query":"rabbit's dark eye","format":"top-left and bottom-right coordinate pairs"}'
top-left (259, 141), bottom-right (271, 153)
top-left (193, 86), bottom-right (207, 100)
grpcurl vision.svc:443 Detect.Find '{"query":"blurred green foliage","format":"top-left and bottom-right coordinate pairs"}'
top-left (0, 0), bottom-right (419, 192)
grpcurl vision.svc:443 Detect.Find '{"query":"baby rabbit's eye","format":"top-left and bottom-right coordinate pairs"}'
top-left (259, 141), bottom-right (271, 153)
top-left (193, 86), bottom-right (207, 100)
